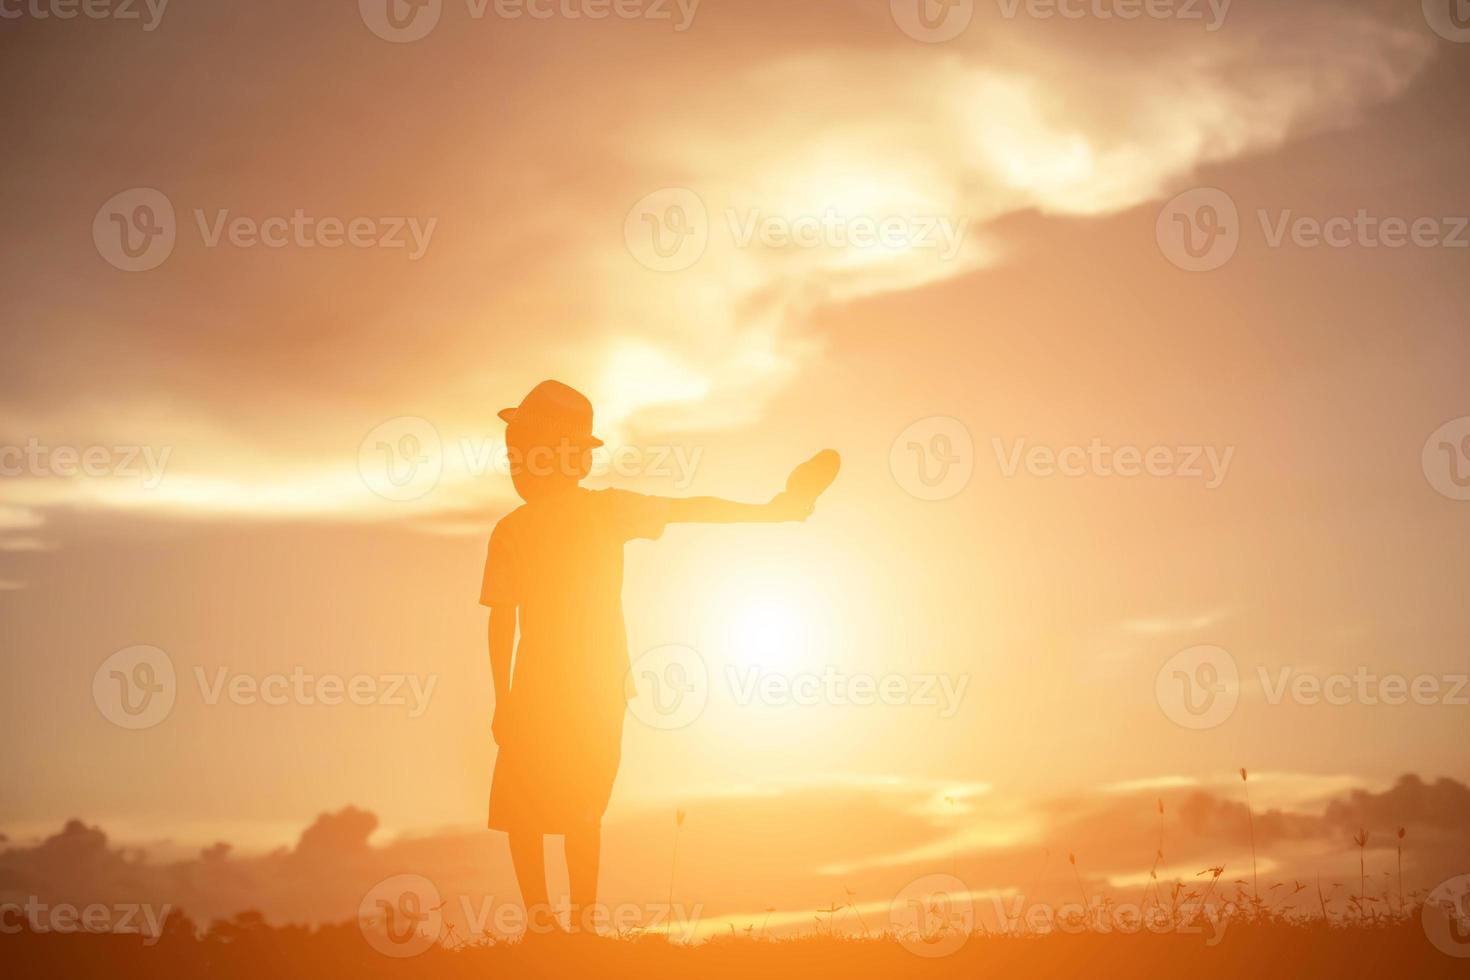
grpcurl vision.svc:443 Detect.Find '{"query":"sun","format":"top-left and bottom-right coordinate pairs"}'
top-left (704, 561), bottom-right (838, 671)
top-left (654, 535), bottom-right (870, 681)
top-left (723, 595), bottom-right (813, 668)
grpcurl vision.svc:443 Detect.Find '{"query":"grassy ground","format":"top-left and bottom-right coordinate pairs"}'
top-left (7, 916), bottom-right (1465, 980)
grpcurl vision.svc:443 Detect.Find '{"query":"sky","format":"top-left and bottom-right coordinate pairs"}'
top-left (2, 0), bottom-right (1469, 938)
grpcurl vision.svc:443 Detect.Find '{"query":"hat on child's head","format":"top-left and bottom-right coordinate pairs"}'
top-left (498, 380), bottom-right (604, 448)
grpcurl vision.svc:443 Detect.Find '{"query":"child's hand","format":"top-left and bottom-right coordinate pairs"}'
top-left (768, 491), bottom-right (815, 522)
top-left (662, 451), bottom-right (837, 525)
top-left (775, 450), bottom-right (840, 521)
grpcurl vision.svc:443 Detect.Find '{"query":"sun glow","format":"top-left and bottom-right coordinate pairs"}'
top-left (702, 560), bottom-right (841, 671)
top-left (722, 594), bottom-right (814, 668)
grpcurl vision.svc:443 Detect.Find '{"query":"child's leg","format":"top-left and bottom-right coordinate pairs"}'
top-left (508, 832), bottom-right (555, 931)
top-left (565, 820), bottom-right (601, 931)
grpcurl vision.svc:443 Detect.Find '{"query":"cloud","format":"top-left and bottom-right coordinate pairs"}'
top-left (1322, 773), bottom-right (1470, 832)
top-left (0, 1), bottom-right (1439, 531)
top-left (0, 537), bottom-right (53, 553)
top-left (0, 506), bottom-right (43, 532)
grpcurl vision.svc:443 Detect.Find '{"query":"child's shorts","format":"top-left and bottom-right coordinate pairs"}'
top-left (488, 700), bottom-right (626, 834)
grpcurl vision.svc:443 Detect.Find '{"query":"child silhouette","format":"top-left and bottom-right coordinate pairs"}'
top-left (479, 380), bottom-right (838, 934)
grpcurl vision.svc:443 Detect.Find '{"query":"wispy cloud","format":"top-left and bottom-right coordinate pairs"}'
top-left (1119, 610), bottom-right (1227, 634)
top-left (0, 536), bottom-right (53, 552)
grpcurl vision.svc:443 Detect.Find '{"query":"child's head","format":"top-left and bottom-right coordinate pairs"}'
top-left (498, 381), bottom-right (603, 503)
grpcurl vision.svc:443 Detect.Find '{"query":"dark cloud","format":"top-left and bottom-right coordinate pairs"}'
top-left (1173, 792), bottom-right (1324, 847)
top-left (291, 806), bottom-right (378, 862)
top-left (1323, 774), bottom-right (1470, 832)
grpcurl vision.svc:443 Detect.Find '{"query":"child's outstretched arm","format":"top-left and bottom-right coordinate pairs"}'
top-left (664, 493), bottom-right (810, 525)
top-left (662, 450), bottom-right (839, 525)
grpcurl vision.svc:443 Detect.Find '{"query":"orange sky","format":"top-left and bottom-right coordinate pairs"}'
top-left (2, 0), bottom-right (1468, 931)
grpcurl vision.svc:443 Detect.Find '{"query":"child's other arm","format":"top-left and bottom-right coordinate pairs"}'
top-left (487, 605), bottom-right (516, 744)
